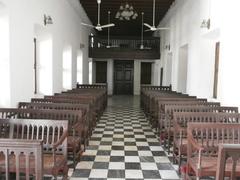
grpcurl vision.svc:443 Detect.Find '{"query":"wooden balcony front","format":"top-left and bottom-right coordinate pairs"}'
top-left (89, 36), bottom-right (160, 59)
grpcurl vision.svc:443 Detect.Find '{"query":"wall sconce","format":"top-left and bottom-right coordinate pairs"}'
top-left (44, 14), bottom-right (53, 26)
top-left (164, 44), bottom-right (170, 51)
top-left (200, 19), bottom-right (210, 29)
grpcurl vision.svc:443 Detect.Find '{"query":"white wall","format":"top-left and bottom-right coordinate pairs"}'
top-left (0, 0), bottom-right (92, 107)
top-left (0, 3), bottom-right (10, 107)
top-left (159, 0), bottom-right (240, 107)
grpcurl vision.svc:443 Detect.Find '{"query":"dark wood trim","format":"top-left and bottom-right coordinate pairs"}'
top-left (160, 67), bottom-right (164, 86)
top-left (34, 38), bottom-right (37, 94)
top-left (213, 42), bottom-right (220, 98)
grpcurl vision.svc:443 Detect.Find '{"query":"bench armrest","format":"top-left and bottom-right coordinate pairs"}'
top-left (53, 130), bottom-right (68, 149)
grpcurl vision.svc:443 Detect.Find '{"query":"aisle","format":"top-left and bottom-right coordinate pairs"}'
top-left (70, 96), bottom-right (179, 180)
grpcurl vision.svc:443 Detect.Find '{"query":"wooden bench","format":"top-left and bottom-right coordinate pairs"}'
top-left (18, 102), bottom-right (92, 134)
top-left (44, 95), bottom-right (100, 122)
top-left (216, 144), bottom-right (240, 180)
top-left (157, 101), bottom-right (220, 134)
top-left (51, 93), bottom-right (103, 119)
top-left (172, 110), bottom-right (239, 167)
top-left (0, 139), bottom-right (43, 180)
top-left (186, 122), bottom-right (240, 180)
top-left (0, 108), bottom-right (86, 167)
top-left (163, 105), bottom-right (235, 145)
top-left (151, 97), bottom-right (207, 127)
top-left (31, 98), bottom-right (97, 131)
top-left (140, 85), bottom-right (173, 111)
top-left (63, 90), bottom-right (107, 114)
top-left (75, 83), bottom-right (108, 109)
top-left (0, 118), bottom-right (68, 179)
top-left (158, 101), bottom-right (220, 127)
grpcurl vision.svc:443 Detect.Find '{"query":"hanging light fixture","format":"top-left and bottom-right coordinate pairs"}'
top-left (115, 1), bottom-right (138, 21)
top-left (140, 12), bottom-right (144, 50)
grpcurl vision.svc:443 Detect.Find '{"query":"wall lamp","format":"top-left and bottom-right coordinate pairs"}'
top-left (165, 44), bottom-right (170, 51)
top-left (200, 19), bottom-right (210, 29)
top-left (44, 14), bottom-right (53, 26)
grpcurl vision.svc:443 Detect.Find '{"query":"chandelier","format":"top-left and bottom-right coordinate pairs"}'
top-left (115, 2), bottom-right (138, 20)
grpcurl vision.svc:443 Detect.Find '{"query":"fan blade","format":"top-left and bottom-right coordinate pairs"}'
top-left (155, 27), bottom-right (170, 30)
top-left (145, 29), bottom-right (152, 32)
top-left (81, 23), bottom-right (95, 28)
top-left (143, 23), bottom-right (152, 29)
top-left (100, 23), bottom-right (115, 29)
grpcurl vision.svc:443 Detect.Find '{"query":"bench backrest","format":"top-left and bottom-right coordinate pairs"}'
top-left (0, 139), bottom-right (43, 180)
top-left (174, 112), bottom-right (240, 130)
top-left (216, 144), bottom-right (240, 180)
top-left (76, 83), bottom-right (107, 90)
top-left (0, 118), bottom-right (68, 156)
top-left (188, 122), bottom-right (240, 154)
top-left (140, 85), bottom-right (172, 91)
top-left (0, 108), bottom-right (84, 136)
top-left (18, 102), bottom-right (88, 115)
top-left (167, 105), bottom-right (238, 115)
top-left (160, 101), bottom-right (220, 110)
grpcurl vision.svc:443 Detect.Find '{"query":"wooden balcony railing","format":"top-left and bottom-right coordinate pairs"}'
top-left (89, 36), bottom-right (160, 59)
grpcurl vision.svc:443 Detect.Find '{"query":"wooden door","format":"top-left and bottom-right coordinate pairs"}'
top-left (141, 62), bottom-right (152, 84)
top-left (96, 61), bottom-right (107, 83)
top-left (114, 60), bottom-right (134, 95)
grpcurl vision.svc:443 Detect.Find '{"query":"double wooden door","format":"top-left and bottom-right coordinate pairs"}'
top-left (114, 60), bottom-right (134, 95)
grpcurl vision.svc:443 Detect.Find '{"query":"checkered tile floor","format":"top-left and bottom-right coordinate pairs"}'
top-left (70, 96), bottom-right (180, 180)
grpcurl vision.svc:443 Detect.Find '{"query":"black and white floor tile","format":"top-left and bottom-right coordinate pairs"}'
top-left (70, 96), bottom-right (180, 180)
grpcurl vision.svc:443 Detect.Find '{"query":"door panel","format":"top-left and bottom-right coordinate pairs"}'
top-left (141, 62), bottom-right (152, 84)
top-left (114, 60), bottom-right (134, 95)
top-left (96, 61), bottom-right (107, 83)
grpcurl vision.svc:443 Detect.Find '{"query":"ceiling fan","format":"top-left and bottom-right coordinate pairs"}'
top-left (144, 0), bottom-right (170, 31)
top-left (81, 0), bottom-right (115, 31)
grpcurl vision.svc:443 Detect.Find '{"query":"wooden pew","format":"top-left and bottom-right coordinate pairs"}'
top-left (0, 139), bottom-right (43, 180)
top-left (75, 83), bottom-right (108, 109)
top-left (18, 102), bottom-right (92, 133)
top-left (140, 84), bottom-right (172, 111)
top-left (50, 93), bottom-right (102, 120)
top-left (216, 144), bottom-right (240, 180)
top-left (157, 101), bottom-right (221, 143)
top-left (44, 95), bottom-right (100, 122)
top-left (172, 110), bottom-right (239, 167)
top-left (0, 108), bottom-right (86, 167)
top-left (0, 119), bottom-right (68, 179)
top-left (62, 91), bottom-right (106, 115)
top-left (31, 98), bottom-right (97, 132)
top-left (163, 104), bottom-right (235, 146)
top-left (152, 97), bottom-right (208, 128)
top-left (186, 122), bottom-right (240, 180)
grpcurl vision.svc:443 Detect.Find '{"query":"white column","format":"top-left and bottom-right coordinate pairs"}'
top-left (134, 60), bottom-right (141, 95)
top-left (107, 59), bottom-right (113, 95)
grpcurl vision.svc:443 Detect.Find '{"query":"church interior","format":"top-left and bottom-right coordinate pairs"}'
top-left (0, 0), bottom-right (240, 179)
